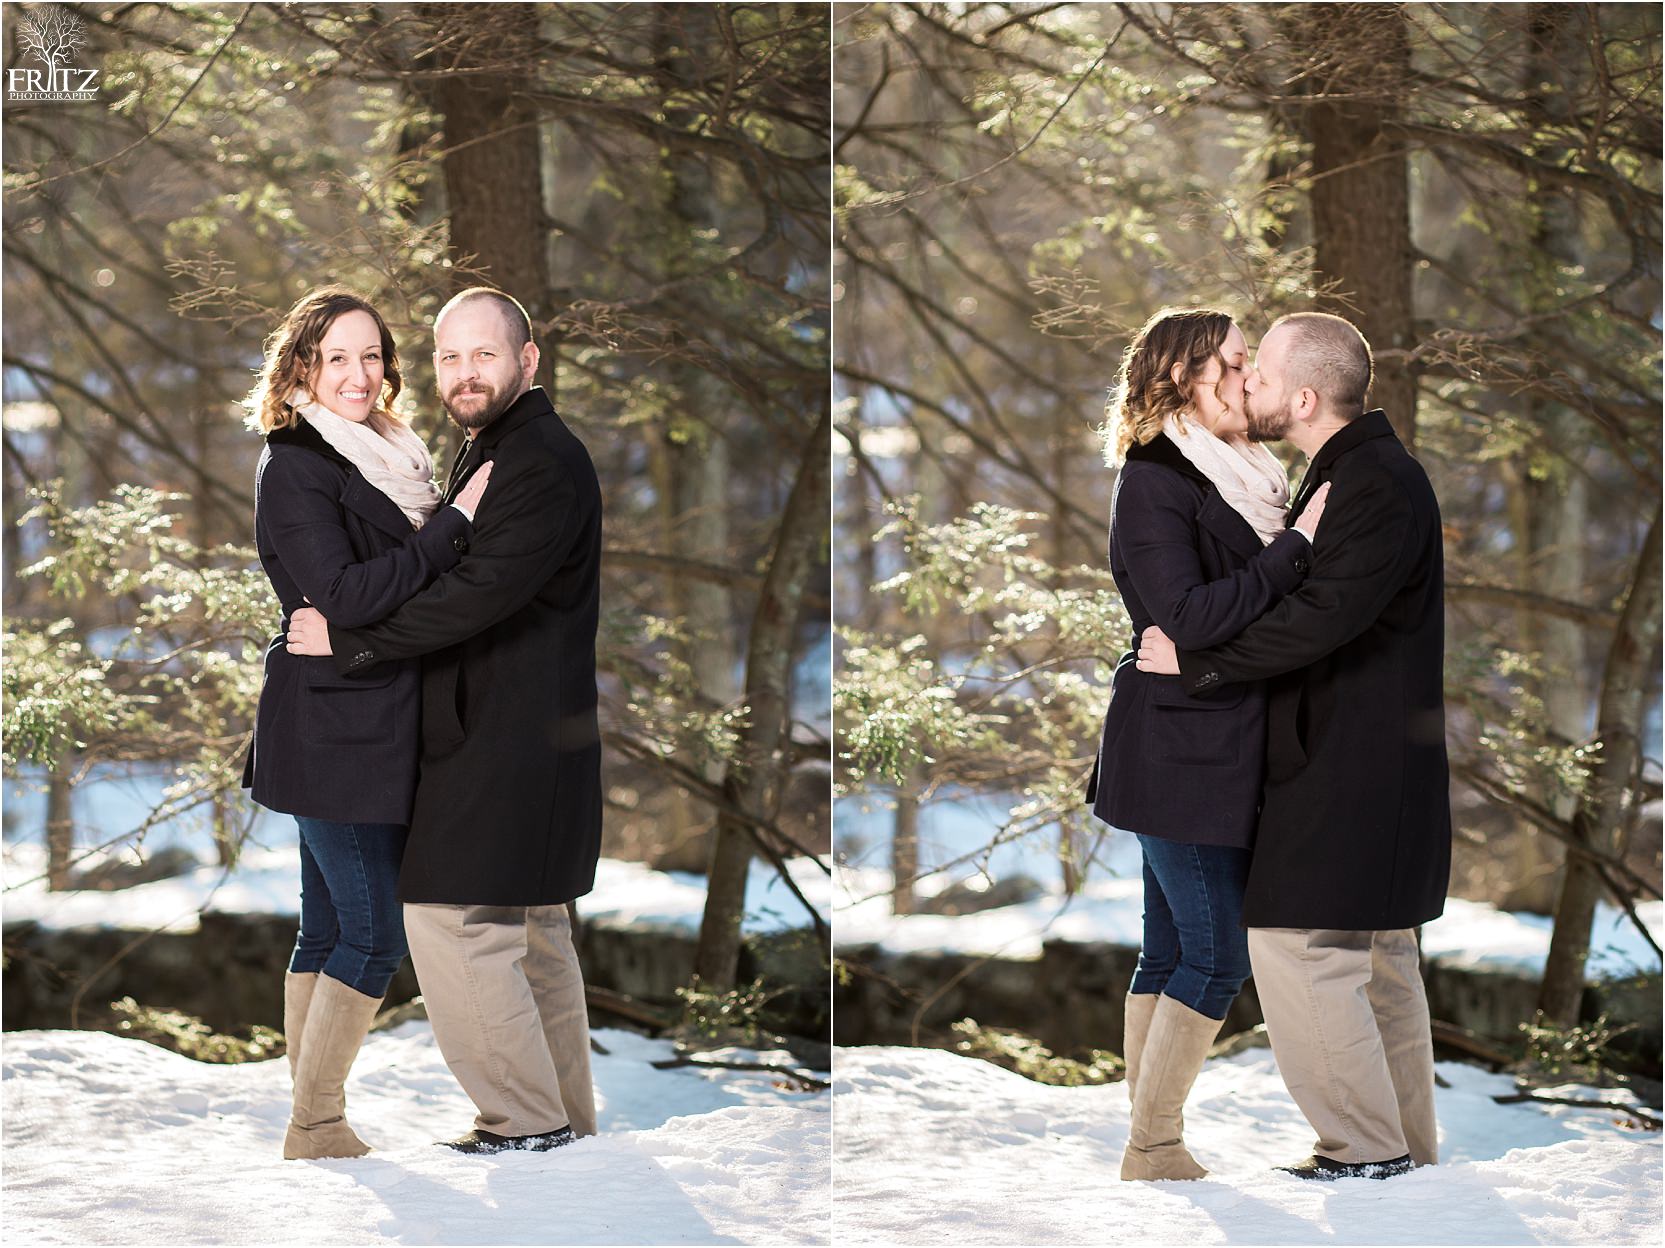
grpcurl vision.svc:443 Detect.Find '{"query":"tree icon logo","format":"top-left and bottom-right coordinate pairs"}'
top-left (7, 8), bottom-right (100, 102)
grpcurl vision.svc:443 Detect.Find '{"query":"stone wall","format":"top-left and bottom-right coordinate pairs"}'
top-left (2, 914), bottom-right (828, 1038)
top-left (835, 940), bottom-right (1662, 1070)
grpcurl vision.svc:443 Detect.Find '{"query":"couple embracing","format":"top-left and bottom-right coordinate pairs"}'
top-left (242, 285), bottom-right (602, 1159)
top-left (1088, 309), bottom-right (1451, 1182)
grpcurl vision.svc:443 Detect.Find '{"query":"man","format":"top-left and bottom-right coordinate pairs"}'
top-left (288, 287), bottom-right (602, 1154)
top-left (1137, 311), bottom-right (1451, 1181)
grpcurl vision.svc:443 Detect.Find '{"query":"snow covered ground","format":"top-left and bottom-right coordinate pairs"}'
top-left (1, 841), bottom-right (830, 938)
top-left (834, 865), bottom-right (1665, 982)
top-left (833, 1043), bottom-right (1662, 1245)
top-left (3, 1023), bottom-right (830, 1245)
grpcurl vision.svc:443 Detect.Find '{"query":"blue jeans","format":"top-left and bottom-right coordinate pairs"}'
top-left (1129, 833), bottom-right (1253, 1020)
top-left (288, 818), bottom-right (409, 997)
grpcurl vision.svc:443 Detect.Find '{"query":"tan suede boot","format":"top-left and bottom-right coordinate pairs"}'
top-left (1121, 994), bottom-right (1225, 1181)
top-left (283, 971), bottom-right (319, 1082)
top-left (1122, 991), bottom-right (1159, 1106)
top-left (283, 976), bottom-right (382, 1160)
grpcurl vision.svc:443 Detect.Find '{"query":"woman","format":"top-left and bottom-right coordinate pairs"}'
top-left (242, 286), bottom-right (492, 1160)
top-left (1085, 307), bottom-right (1329, 1181)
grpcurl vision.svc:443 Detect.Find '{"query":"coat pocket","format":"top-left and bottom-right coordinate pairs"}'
top-left (1145, 676), bottom-right (1244, 767)
top-left (302, 657), bottom-right (397, 691)
top-left (422, 654), bottom-right (466, 756)
top-left (1266, 680), bottom-right (1308, 780)
top-left (302, 657), bottom-right (397, 746)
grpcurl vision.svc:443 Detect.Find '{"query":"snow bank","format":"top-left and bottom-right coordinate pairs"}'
top-left (834, 866), bottom-right (1664, 981)
top-left (1, 841), bottom-right (830, 938)
top-left (833, 1044), bottom-right (1660, 1245)
top-left (2, 1024), bottom-right (829, 1245)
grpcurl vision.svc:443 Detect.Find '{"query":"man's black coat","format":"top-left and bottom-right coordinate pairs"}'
top-left (244, 419), bottom-right (472, 825)
top-left (329, 387), bottom-right (604, 908)
top-left (1177, 410), bottom-right (1452, 930)
top-left (1087, 434), bottom-right (1312, 847)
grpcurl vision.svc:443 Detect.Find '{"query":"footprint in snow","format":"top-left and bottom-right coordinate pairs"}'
top-left (170, 1091), bottom-right (210, 1116)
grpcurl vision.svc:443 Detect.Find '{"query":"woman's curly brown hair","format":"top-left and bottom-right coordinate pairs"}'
top-left (246, 286), bottom-right (403, 434)
top-left (1102, 307), bottom-right (1235, 464)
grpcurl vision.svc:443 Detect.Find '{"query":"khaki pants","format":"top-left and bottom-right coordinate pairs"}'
top-left (1247, 926), bottom-right (1437, 1166)
top-left (405, 902), bottom-right (598, 1139)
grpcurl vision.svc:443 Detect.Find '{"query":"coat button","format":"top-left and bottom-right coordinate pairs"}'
top-left (453, 536), bottom-right (469, 553)
top-left (1295, 557), bottom-right (1309, 574)
top-left (1199, 672), bottom-right (1219, 687)
top-left (355, 650), bottom-right (374, 664)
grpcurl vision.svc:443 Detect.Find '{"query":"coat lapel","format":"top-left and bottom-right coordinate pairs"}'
top-left (1195, 492), bottom-right (1264, 561)
top-left (341, 474), bottom-right (418, 538)
top-left (1127, 433), bottom-right (1274, 559)
top-left (442, 436), bottom-right (478, 505)
top-left (438, 387), bottom-right (554, 503)
top-left (268, 418), bottom-right (419, 538)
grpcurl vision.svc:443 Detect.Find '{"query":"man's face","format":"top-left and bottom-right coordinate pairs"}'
top-left (434, 302), bottom-right (534, 431)
top-left (1245, 326), bottom-right (1296, 443)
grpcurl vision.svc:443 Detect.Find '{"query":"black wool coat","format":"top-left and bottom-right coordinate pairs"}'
top-left (328, 387), bottom-right (604, 908)
top-left (1177, 411), bottom-right (1452, 930)
top-left (1087, 434), bottom-right (1312, 848)
top-left (244, 419), bottom-right (472, 825)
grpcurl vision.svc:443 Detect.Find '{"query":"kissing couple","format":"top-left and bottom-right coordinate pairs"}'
top-left (1086, 307), bottom-right (1451, 1182)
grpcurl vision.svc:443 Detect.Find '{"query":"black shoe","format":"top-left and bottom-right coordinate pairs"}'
top-left (440, 1126), bottom-right (575, 1155)
top-left (1277, 1153), bottom-right (1413, 1181)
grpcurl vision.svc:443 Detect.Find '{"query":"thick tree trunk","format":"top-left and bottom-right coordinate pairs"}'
top-left (1299, 4), bottom-right (1418, 445)
top-left (694, 405), bottom-right (831, 990)
top-left (1505, 2), bottom-right (1589, 915)
top-left (429, 4), bottom-right (555, 395)
top-left (654, 424), bottom-right (738, 872)
top-left (653, 4), bottom-right (741, 874)
top-left (1536, 505), bottom-right (1662, 1026)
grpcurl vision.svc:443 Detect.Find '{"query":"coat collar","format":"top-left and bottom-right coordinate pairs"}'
top-left (1123, 431), bottom-right (1209, 485)
top-left (266, 417), bottom-right (417, 539)
top-left (471, 385), bottom-right (553, 451)
top-left (1307, 409), bottom-right (1396, 475)
top-left (266, 415), bottom-right (350, 468)
top-left (1293, 409), bottom-right (1397, 508)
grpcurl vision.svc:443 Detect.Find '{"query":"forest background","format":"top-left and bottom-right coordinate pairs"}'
top-left (1, 1), bottom-right (832, 1035)
top-left (832, 0), bottom-right (1661, 1047)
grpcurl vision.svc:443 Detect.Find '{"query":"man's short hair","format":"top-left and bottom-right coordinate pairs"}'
top-left (1273, 312), bottom-right (1373, 417)
top-left (436, 287), bottom-right (533, 351)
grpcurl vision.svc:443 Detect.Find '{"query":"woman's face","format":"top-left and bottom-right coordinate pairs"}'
top-left (1188, 323), bottom-right (1249, 439)
top-left (305, 310), bottom-right (385, 423)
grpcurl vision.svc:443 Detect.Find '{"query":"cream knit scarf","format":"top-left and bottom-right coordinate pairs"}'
top-left (1161, 412), bottom-right (1291, 545)
top-left (291, 389), bottom-right (442, 529)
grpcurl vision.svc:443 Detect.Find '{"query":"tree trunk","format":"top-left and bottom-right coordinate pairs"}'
top-left (1536, 504), bottom-right (1662, 1026)
top-left (429, 4), bottom-right (555, 395)
top-left (653, 423), bottom-right (738, 872)
top-left (1300, 3), bottom-right (1418, 444)
top-left (693, 405), bottom-right (831, 990)
top-left (46, 761), bottom-right (74, 891)
top-left (653, 4), bottom-right (741, 874)
top-left (892, 772), bottom-right (920, 916)
top-left (1504, 1), bottom-right (1589, 916)
top-left (648, 432), bottom-right (707, 870)
top-left (211, 792), bottom-right (238, 869)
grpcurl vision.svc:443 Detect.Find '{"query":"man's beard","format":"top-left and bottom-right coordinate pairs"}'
top-left (442, 378), bottom-right (517, 430)
top-left (1246, 391), bottom-right (1292, 443)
